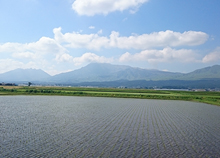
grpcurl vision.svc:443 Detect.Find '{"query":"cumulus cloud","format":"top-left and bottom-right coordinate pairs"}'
top-left (55, 53), bottom-right (73, 62)
top-left (12, 52), bottom-right (37, 60)
top-left (202, 47), bottom-right (220, 63)
top-left (0, 27), bottom-right (211, 74)
top-left (72, 0), bottom-right (149, 16)
top-left (27, 37), bottom-right (67, 55)
top-left (0, 43), bottom-right (25, 53)
top-left (110, 30), bottom-right (208, 49)
top-left (0, 36), bottom-right (69, 74)
top-left (119, 47), bottom-right (197, 63)
top-left (73, 52), bottom-right (113, 65)
top-left (55, 52), bottom-right (114, 66)
top-left (0, 36), bottom-right (67, 59)
top-left (0, 59), bottom-right (37, 74)
top-left (53, 27), bottom-right (109, 50)
top-left (53, 28), bottom-right (208, 50)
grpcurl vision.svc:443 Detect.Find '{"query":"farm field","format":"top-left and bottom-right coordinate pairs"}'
top-left (0, 86), bottom-right (220, 106)
top-left (0, 96), bottom-right (220, 157)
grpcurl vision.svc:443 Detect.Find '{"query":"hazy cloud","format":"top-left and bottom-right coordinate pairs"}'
top-left (89, 26), bottom-right (95, 29)
top-left (12, 52), bottom-right (38, 60)
top-left (55, 52), bottom-right (114, 66)
top-left (0, 59), bottom-right (37, 74)
top-left (202, 47), bottom-right (220, 63)
top-left (73, 52), bottom-right (113, 65)
top-left (72, 0), bottom-right (149, 16)
top-left (0, 43), bottom-right (25, 53)
top-left (55, 53), bottom-right (73, 62)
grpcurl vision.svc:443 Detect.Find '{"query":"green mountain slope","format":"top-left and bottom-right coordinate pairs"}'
top-left (50, 63), bottom-right (181, 83)
top-left (176, 65), bottom-right (220, 80)
top-left (1, 64), bottom-right (220, 84)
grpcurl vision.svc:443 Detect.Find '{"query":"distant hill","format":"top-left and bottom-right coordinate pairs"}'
top-left (50, 63), bottom-right (220, 83)
top-left (0, 68), bottom-right (51, 82)
top-left (176, 65), bottom-right (220, 80)
top-left (50, 63), bottom-right (181, 83)
top-left (70, 79), bottom-right (220, 89)
top-left (0, 64), bottom-right (220, 88)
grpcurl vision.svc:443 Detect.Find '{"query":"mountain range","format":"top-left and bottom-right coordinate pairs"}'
top-left (1, 63), bottom-right (220, 88)
top-left (0, 68), bottom-right (50, 82)
top-left (50, 63), bottom-right (182, 83)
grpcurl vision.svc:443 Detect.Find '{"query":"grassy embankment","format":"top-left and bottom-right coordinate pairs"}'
top-left (0, 86), bottom-right (220, 106)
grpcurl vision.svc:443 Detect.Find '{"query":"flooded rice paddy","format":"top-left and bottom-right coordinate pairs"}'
top-left (0, 96), bottom-right (220, 157)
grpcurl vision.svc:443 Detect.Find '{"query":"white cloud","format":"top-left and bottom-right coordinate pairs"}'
top-left (12, 52), bottom-right (37, 60)
top-left (202, 47), bottom-right (220, 63)
top-left (89, 26), bottom-right (95, 29)
top-left (119, 47), bottom-right (197, 63)
top-left (0, 36), bottom-right (68, 74)
top-left (0, 27), bottom-right (211, 75)
top-left (55, 53), bottom-right (73, 62)
top-left (122, 17), bottom-right (128, 22)
top-left (53, 28), bottom-right (208, 50)
top-left (55, 51), bottom-right (114, 66)
top-left (27, 37), bottom-right (67, 55)
top-left (0, 59), bottom-right (38, 74)
top-left (0, 59), bottom-right (23, 73)
top-left (53, 27), bottom-right (109, 50)
top-left (97, 29), bottom-right (103, 34)
top-left (0, 36), bottom-right (67, 59)
top-left (110, 30), bottom-right (208, 49)
top-left (0, 43), bottom-right (25, 53)
top-left (72, 0), bottom-right (149, 16)
top-left (73, 52), bottom-right (113, 65)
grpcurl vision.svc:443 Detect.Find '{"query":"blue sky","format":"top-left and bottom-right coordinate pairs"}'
top-left (0, 0), bottom-right (220, 75)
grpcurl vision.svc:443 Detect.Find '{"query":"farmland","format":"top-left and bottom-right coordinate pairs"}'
top-left (0, 96), bottom-right (219, 157)
top-left (0, 86), bottom-right (220, 106)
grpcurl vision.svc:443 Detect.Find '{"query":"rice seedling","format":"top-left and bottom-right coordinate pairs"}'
top-left (74, 103), bottom-right (128, 157)
top-left (146, 106), bottom-right (151, 158)
top-left (98, 114), bottom-right (128, 157)
top-left (152, 105), bottom-right (166, 151)
top-left (104, 106), bottom-right (134, 157)
top-left (117, 106), bottom-right (138, 156)
top-left (167, 106), bottom-right (219, 156)
top-left (123, 105), bottom-right (141, 157)
top-left (149, 106), bottom-right (162, 157)
top-left (159, 104), bottom-right (208, 156)
top-left (132, 106), bottom-right (143, 158)
top-left (155, 106), bottom-right (181, 156)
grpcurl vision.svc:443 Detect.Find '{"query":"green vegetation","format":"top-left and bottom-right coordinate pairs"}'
top-left (0, 86), bottom-right (220, 106)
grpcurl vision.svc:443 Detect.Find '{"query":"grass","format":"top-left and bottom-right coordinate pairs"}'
top-left (0, 86), bottom-right (220, 106)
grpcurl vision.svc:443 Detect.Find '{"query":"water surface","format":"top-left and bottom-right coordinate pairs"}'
top-left (0, 96), bottom-right (219, 157)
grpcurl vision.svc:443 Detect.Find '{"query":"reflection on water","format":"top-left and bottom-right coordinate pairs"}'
top-left (0, 96), bottom-right (220, 157)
